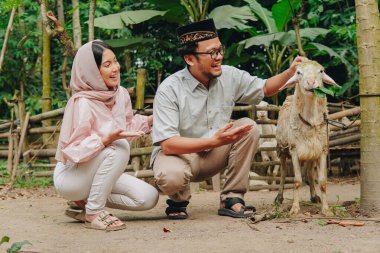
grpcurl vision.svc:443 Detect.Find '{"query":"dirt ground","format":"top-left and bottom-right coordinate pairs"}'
top-left (1, 177), bottom-right (379, 253)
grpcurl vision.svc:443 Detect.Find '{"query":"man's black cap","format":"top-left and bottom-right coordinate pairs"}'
top-left (176, 19), bottom-right (218, 46)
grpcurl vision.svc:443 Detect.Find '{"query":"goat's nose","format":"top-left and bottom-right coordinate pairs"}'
top-left (307, 79), bottom-right (316, 87)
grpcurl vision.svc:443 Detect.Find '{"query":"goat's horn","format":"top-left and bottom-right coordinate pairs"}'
top-left (322, 72), bottom-right (338, 86)
top-left (279, 73), bottom-right (298, 91)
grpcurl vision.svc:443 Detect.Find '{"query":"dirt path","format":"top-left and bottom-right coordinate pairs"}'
top-left (1, 178), bottom-right (379, 253)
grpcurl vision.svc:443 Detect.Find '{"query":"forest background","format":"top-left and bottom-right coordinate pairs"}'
top-left (0, 0), bottom-right (363, 119)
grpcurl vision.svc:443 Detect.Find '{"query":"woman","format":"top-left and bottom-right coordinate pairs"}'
top-left (54, 40), bottom-right (159, 231)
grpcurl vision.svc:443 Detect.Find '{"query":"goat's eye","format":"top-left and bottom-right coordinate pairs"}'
top-left (297, 71), bottom-right (301, 75)
top-left (320, 70), bottom-right (324, 73)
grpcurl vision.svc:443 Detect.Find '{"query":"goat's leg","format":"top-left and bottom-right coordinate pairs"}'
top-left (318, 154), bottom-right (332, 216)
top-left (269, 151), bottom-right (279, 186)
top-left (289, 153), bottom-right (302, 216)
top-left (307, 161), bottom-right (321, 203)
top-left (275, 154), bottom-right (286, 204)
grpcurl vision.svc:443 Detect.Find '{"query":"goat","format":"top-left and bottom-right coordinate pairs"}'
top-left (256, 101), bottom-right (280, 185)
top-left (275, 60), bottom-right (338, 216)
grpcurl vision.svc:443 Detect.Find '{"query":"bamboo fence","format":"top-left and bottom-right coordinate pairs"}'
top-left (0, 69), bottom-right (361, 190)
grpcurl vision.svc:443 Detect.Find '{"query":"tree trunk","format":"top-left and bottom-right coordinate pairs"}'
top-left (57, 0), bottom-right (65, 24)
top-left (0, 8), bottom-right (16, 72)
top-left (88, 0), bottom-right (96, 41)
top-left (355, 0), bottom-right (380, 216)
top-left (72, 0), bottom-right (82, 49)
top-left (42, 19), bottom-right (52, 146)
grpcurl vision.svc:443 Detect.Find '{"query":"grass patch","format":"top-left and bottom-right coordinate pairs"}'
top-left (0, 159), bottom-right (53, 188)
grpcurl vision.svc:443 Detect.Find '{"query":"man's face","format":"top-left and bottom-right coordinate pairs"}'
top-left (188, 37), bottom-right (224, 83)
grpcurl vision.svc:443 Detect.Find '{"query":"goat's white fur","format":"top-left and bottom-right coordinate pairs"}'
top-left (276, 60), bottom-right (337, 216)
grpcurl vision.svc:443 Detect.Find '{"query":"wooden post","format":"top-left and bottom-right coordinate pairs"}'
top-left (135, 68), bottom-right (147, 110)
top-left (11, 112), bottom-right (30, 182)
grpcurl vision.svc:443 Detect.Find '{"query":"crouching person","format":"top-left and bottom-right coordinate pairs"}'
top-left (151, 19), bottom-right (305, 219)
top-left (54, 40), bottom-right (159, 231)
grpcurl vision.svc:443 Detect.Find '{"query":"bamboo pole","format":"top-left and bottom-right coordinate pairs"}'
top-left (29, 108), bottom-right (64, 122)
top-left (11, 112), bottom-right (30, 182)
top-left (329, 134), bottom-right (361, 147)
top-left (6, 124), bottom-right (14, 174)
top-left (0, 8), bottom-right (16, 72)
top-left (249, 184), bottom-right (294, 191)
top-left (135, 68), bottom-right (147, 110)
top-left (329, 107), bottom-right (360, 120)
top-left (29, 126), bottom-right (60, 134)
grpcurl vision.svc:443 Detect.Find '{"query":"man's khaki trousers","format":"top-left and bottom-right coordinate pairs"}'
top-left (153, 118), bottom-right (260, 202)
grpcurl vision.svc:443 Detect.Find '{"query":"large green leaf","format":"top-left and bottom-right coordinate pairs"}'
top-left (244, 0), bottom-right (278, 33)
top-left (272, 0), bottom-right (302, 32)
top-left (209, 5), bottom-right (257, 30)
top-left (94, 10), bottom-right (167, 29)
top-left (240, 28), bottom-right (329, 48)
top-left (307, 42), bottom-right (351, 68)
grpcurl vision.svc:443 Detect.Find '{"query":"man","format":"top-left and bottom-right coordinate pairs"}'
top-left (151, 19), bottom-right (304, 219)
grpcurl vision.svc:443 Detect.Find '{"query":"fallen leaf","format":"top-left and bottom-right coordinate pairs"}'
top-left (163, 227), bottom-right (171, 233)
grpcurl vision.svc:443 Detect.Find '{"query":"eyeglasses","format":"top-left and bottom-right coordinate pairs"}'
top-left (192, 46), bottom-right (225, 60)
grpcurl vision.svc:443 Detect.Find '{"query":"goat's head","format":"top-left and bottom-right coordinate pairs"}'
top-left (279, 60), bottom-right (338, 95)
top-left (256, 101), bottom-right (269, 119)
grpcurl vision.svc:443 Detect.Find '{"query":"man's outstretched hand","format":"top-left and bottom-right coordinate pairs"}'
top-left (211, 122), bottom-right (253, 147)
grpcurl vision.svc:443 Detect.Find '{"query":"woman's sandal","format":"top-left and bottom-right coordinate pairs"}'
top-left (65, 209), bottom-right (86, 222)
top-left (84, 210), bottom-right (126, 231)
top-left (165, 199), bottom-right (189, 220)
top-left (218, 197), bottom-right (256, 218)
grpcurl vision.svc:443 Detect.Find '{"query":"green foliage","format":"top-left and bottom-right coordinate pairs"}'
top-left (0, 0), bottom-right (360, 119)
top-left (272, 0), bottom-right (302, 31)
top-left (0, 160), bottom-right (53, 188)
top-left (1, 236), bottom-right (32, 253)
top-left (1, 236), bottom-right (10, 245)
top-left (209, 5), bottom-right (257, 30)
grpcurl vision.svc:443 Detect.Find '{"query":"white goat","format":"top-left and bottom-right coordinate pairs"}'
top-left (275, 60), bottom-right (338, 216)
top-left (256, 101), bottom-right (280, 184)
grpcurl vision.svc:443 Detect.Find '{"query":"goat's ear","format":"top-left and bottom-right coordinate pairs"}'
top-left (279, 74), bottom-right (298, 91)
top-left (322, 72), bottom-right (338, 86)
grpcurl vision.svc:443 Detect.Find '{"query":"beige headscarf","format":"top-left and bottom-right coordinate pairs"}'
top-left (55, 41), bottom-right (129, 162)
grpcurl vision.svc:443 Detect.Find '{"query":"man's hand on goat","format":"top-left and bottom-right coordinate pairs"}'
top-left (288, 56), bottom-right (308, 75)
top-left (212, 122), bottom-right (253, 146)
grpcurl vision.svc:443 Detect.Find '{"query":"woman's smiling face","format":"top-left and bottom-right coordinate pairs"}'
top-left (99, 49), bottom-right (120, 89)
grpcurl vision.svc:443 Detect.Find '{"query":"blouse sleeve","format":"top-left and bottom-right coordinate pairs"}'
top-left (61, 99), bottom-right (105, 163)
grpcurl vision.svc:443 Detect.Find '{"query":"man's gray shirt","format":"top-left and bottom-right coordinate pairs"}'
top-left (150, 65), bottom-right (266, 166)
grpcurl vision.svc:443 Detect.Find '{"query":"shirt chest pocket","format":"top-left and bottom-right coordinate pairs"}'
top-left (214, 102), bottom-right (234, 128)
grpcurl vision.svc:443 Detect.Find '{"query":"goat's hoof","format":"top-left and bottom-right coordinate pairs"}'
top-left (322, 208), bottom-right (333, 217)
top-left (274, 195), bottom-right (284, 204)
top-left (289, 206), bottom-right (300, 216)
top-left (310, 196), bottom-right (321, 203)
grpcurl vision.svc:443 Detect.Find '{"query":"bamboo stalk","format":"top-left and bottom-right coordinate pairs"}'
top-left (329, 127), bottom-right (360, 139)
top-left (0, 132), bottom-right (10, 138)
top-left (329, 120), bottom-right (361, 131)
top-left (0, 8), bottom-right (16, 72)
top-left (23, 146), bottom-right (155, 158)
top-left (329, 107), bottom-right (360, 120)
top-left (252, 161), bottom-right (281, 167)
top-left (250, 184), bottom-right (294, 191)
top-left (29, 108), bottom-right (64, 122)
top-left (11, 112), bottom-right (30, 182)
top-left (6, 126), bottom-right (14, 173)
top-left (0, 122), bottom-right (12, 131)
top-left (29, 126), bottom-right (60, 134)
top-left (135, 68), bottom-right (147, 110)
top-left (329, 134), bottom-right (361, 147)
